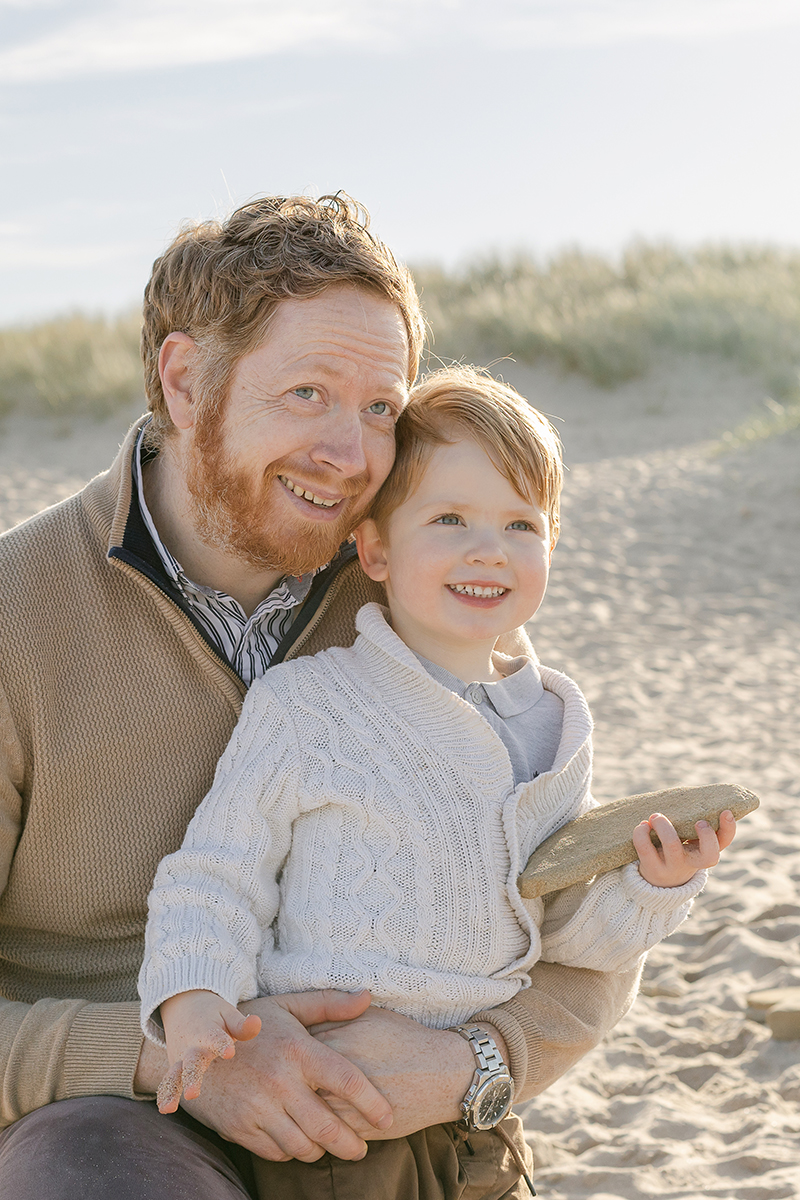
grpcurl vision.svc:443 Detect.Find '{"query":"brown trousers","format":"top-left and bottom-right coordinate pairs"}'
top-left (252, 1114), bottom-right (534, 1200)
top-left (0, 1097), bottom-right (532, 1200)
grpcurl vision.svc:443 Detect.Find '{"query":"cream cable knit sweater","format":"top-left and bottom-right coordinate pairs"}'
top-left (140, 604), bottom-right (703, 1040)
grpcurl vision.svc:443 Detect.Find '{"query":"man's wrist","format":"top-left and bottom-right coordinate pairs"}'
top-left (133, 1034), bottom-right (168, 1097)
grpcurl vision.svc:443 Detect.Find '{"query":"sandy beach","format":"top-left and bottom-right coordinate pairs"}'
top-left (1, 354), bottom-right (798, 1199)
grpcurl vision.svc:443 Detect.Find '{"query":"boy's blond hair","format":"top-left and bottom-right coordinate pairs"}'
top-left (370, 365), bottom-right (563, 546)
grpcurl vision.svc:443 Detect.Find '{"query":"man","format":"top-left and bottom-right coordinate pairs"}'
top-left (0, 195), bottom-right (640, 1198)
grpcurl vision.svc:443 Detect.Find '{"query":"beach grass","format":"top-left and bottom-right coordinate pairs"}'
top-left (416, 243), bottom-right (800, 397)
top-left (2, 242), bottom-right (800, 419)
top-left (0, 310), bottom-right (143, 420)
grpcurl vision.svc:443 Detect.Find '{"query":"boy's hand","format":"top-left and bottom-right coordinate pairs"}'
top-left (157, 989), bottom-right (262, 1114)
top-left (633, 809), bottom-right (737, 888)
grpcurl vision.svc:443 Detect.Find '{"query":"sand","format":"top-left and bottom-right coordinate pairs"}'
top-left (1, 354), bottom-right (798, 1199)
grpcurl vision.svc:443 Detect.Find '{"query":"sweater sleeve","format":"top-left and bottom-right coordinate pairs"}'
top-left (470, 877), bottom-right (644, 1102)
top-left (537, 863), bottom-right (706, 973)
top-left (138, 681), bottom-right (303, 1045)
top-left (471, 957), bottom-right (643, 1104)
top-left (0, 681), bottom-right (148, 1126)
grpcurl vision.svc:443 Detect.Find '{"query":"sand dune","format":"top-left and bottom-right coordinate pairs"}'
top-left (1, 354), bottom-right (798, 1198)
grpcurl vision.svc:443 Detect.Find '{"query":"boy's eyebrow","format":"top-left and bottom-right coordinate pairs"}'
top-left (417, 493), bottom-right (545, 511)
top-left (418, 498), bottom-right (548, 519)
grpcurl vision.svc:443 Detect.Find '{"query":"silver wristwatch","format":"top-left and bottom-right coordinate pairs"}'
top-left (450, 1024), bottom-right (515, 1131)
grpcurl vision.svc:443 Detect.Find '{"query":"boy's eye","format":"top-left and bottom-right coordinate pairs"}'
top-left (435, 514), bottom-right (463, 526)
top-left (508, 520), bottom-right (536, 531)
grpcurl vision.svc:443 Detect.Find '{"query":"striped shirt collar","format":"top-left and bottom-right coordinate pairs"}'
top-left (133, 426), bottom-right (317, 685)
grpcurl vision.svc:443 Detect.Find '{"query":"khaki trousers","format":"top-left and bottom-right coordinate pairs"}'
top-left (252, 1114), bottom-right (534, 1200)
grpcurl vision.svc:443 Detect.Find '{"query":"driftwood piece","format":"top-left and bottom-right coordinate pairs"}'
top-left (518, 783), bottom-right (760, 899)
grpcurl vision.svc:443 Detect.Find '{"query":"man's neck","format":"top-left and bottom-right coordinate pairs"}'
top-left (141, 450), bottom-right (285, 617)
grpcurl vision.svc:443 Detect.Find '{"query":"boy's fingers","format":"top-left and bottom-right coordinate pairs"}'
top-left (224, 1011), bottom-right (262, 1043)
top-left (716, 809), bottom-right (737, 851)
top-left (157, 1061), bottom-right (184, 1114)
top-left (632, 820), bottom-right (657, 861)
top-left (180, 1045), bottom-right (221, 1100)
top-left (693, 820), bottom-right (722, 868)
top-left (648, 814), bottom-right (684, 863)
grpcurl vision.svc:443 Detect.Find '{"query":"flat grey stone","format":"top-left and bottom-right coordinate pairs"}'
top-left (518, 783), bottom-right (760, 899)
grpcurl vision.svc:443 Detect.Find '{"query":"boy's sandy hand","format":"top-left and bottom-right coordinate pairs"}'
top-left (157, 990), bottom-right (262, 1114)
top-left (633, 809), bottom-right (736, 888)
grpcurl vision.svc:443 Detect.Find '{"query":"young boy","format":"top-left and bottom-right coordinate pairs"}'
top-left (139, 366), bottom-right (735, 1193)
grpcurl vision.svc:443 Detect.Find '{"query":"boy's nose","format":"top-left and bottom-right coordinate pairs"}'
top-left (466, 537), bottom-right (508, 566)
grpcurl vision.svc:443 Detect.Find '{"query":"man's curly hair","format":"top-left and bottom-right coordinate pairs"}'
top-left (140, 194), bottom-right (425, 445)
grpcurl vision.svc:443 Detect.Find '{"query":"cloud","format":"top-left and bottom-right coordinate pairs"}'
top-left (0, 0), bottom-right (376, 82)
top-left (1, 0), bottom-right (799, 83)
top-left (0, 236), bottom-right (148, 269)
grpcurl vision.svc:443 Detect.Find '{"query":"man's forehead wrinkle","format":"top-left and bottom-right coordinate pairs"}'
top-left (299, 320), bottom-right (407, 359)
top-left (280, 340), bottom-right (408, 389)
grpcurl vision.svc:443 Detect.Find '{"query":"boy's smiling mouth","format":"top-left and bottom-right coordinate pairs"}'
top-left (447, 584), bottom-right (509, 598)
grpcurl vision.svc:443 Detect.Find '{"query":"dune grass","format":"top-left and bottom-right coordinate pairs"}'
top-left (416, 243), bottom-right (800, 397)
top-left (0, 310), bottom-right (144, 420)
top-left (2, 243), bottom-right (800, 420)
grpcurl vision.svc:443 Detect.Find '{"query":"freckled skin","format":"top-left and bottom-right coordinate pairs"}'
top-left (146, 285), bottom-right (410, 613)
top-left (192, 286), bottom-right (411, 571)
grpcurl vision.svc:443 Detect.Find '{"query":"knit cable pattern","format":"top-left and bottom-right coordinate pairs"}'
top-left (140, 605), bottom-right (701, 1042)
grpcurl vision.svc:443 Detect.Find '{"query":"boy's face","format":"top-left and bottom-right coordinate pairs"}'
top-left (356, 437), bottom-right (553, 663)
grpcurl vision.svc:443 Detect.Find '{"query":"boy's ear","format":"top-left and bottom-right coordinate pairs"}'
top-left (355, 519), bottom-right (389, 582)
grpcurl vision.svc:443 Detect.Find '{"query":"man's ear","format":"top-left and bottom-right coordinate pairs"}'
top-left (354, 519), bottom-right (389, 582)
top-left (159, 332), bottom-right (197, 431)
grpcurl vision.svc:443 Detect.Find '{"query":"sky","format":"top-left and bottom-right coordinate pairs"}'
top-left (2, 0), bottom-right (800, 324)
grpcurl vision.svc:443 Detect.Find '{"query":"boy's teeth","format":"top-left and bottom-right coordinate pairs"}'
top-left (450, 584), bottom-right (507, 597)
top-left (279, 476), bottom-right (337, 508)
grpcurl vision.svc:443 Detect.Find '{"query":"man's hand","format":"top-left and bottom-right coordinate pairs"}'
top-left (136, 989), bottom-right (393, 1162)
top-left (311, 1005), bottom-right (490, 1141)
top-left (633, 809), bottom-right (737, 887)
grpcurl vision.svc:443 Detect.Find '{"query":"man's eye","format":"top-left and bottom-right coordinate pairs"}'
top-left (368, 400), bottom-right (392, 416)
top-left (435, 514), bottom-right (463, 526)
top-left (293, 386), bottom-right (316, 400)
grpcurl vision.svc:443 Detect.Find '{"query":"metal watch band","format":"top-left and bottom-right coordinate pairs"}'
top-left (449, 1023), bottom-right (514, 1130)
top-left (450, 1024), bottom-right (506, 1073)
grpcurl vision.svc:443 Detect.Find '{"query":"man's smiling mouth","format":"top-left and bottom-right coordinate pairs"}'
top-left (278, 475), bottom-right (339, 508)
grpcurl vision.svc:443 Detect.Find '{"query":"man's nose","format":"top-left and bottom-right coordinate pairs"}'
top-left (310, 413), bottom-right (368, 476)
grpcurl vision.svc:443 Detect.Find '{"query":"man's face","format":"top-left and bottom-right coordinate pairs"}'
top-left (186, 285), bottom-right (410, 575)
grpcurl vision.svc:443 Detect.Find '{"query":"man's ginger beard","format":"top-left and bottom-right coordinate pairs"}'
top-left (185, 402), bottom-right (372, 576)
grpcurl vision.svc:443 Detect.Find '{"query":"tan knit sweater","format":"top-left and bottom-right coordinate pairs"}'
top-left (0, 418), bottom-right (641, 1129)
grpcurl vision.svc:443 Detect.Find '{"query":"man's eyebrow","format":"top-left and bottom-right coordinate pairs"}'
top-left (278, 353), bottom-right (407, 388)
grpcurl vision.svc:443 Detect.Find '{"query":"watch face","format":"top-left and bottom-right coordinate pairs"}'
top-left (474, 1078), bottom-right (514, 1129)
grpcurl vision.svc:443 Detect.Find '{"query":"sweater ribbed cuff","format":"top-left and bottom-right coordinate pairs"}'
top-left (471, 1003), bottom-right (537, 1100)
top-left (60, 1002), bottom-right (147, 1103)
top-left (621, 863), bottom-right (708, 908)
top-left (140, 957), bottom-right (253, 1046)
